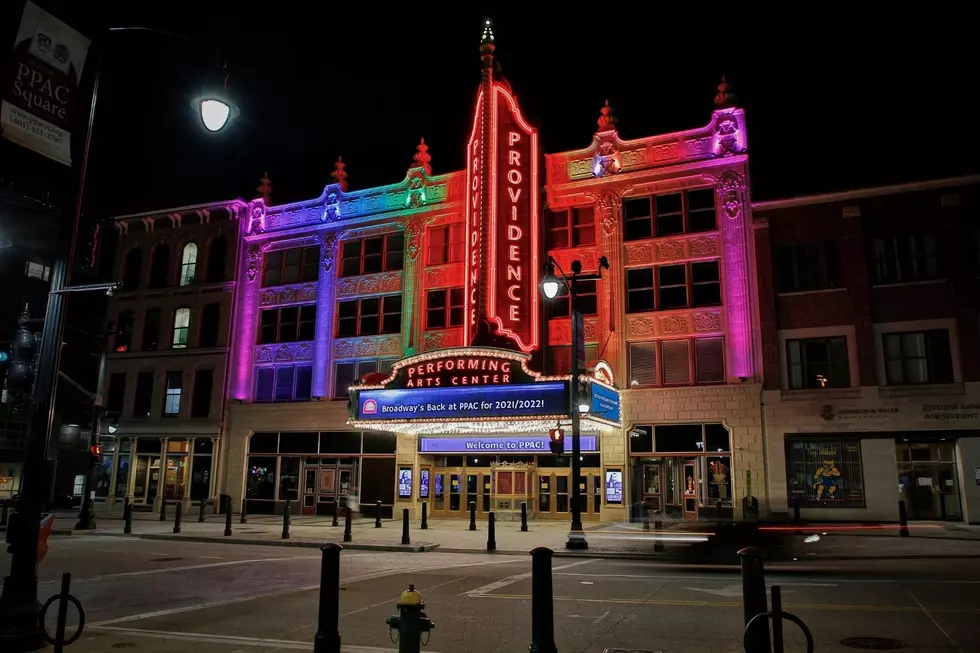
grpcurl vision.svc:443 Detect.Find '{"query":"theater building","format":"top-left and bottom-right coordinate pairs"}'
top-left (754, 175), bottom-right (980, 523)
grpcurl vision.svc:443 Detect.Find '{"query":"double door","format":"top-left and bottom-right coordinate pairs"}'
top-left (536, 470), bottom-right (602, 520)
top-left (427, 470), bottom-right (492, 517)
top-left (642, 458), bottom-right (700, 521)
top-left (302, 460), bottom-right (357, 516)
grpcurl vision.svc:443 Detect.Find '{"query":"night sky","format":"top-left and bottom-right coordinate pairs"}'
top-left (23, 5), bottom-right (980, 216)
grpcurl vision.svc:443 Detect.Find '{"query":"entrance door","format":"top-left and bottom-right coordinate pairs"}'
top-left (683, 460), bottom-right (698, 521)
top-left (302, 467), bottom-right (317, 515)
top-left (898, 442), bottom-right (962, 521)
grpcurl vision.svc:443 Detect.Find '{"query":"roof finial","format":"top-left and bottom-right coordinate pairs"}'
top-left (714, 76), bottom-right (738, 109)
top-left (480, 19), bottom-right (495, 76)
top-left (597, 99), bottom-right (618, 132)
top-left (256, 172), bottom-right (272, 204)
top-left (412, 138), bottom-right (432, 175)
top-left (331, 156), bottom-right (348, 192)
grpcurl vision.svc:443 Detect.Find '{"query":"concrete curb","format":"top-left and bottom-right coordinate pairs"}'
top-left (137, 533), bottom-right (440, 553)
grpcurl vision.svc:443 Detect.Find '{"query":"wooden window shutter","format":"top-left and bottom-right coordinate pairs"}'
top-left (695, 337), bottom-right (725, 383)
top-left (628, 342), bottom-right (658, 386)
top-left (662, 339), bottom-right (692, 385)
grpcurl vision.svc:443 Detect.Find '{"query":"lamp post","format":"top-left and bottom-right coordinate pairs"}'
top-left (0, 25), bottom-right (239, 650)
top-left (541, 255), bottom-right (609, 551)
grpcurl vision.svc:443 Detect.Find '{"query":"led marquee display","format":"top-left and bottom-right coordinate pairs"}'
top-left (356, 382), bottom-right (567, 421)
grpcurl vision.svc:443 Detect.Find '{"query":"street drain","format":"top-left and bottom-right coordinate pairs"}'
top-left (111, 644), bottom-right (135, 649)
top-left (149, 557), bottom-right (182, 562)
top-left (841, 637), bottom-right (909, 650)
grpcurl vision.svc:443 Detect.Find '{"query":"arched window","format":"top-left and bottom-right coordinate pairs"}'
top-left (180, 242), bottom-right (198, 286)
top-left (148, 243), bottom-right (171, 289)
top-left (172, 307), bottom-right (191, 348)
top-left (122, 247), bottom-right (143, 291)
top-left (206, 236), bottom-right (227, 283)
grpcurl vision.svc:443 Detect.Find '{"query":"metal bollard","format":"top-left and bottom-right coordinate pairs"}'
top-left (386, 584), bottom-right (434, 653)
top-left (224, 504), bottom-right (233, 537)
top-left (469, 501), bottom-right (476, 531)
top-left (744, 584), bottom-right (816, 653)
top-left (528, 547), bottom-right (557, 653)
top-left (282, 498), bottom-right (291, 540)
top-left (521, 501), bottom-right (528, 532)
top-left (642, 505), bottom-right (650, 531)
top-left (313, 543), bottom-right (343, 653)
top-left (173, 502), bottom-right (182, 534)
top-left (421, 501), bottom-right (428, 530)
top-left (241, 498), bottom-right (248, 524)
top-left (123, 498), bottom-right (132, 535)
top-left (343, 505), bottom-right (352, 543)
top-left (401, 508), bottom-right (410, 545)
top-left (793, 495), bottom-right (802, 534)
top-left (199, 498), bottom-right (207, 523)
top-left (487, 511), bottom-right (496, 552)
top-left (899, 500), bottom-right (910, 537)
top-left (654, 518), bottom-right (664, 553)
top-left (738, 546), bottom-right (770, 653)
top-left (376, 500), bottom-right (383, 528)
top-left (159, 498), bottom-right (166, 521)
top-left (332, 506), bottom-right (339, 527)
top-left (39, 572), bottom-right (86, 652)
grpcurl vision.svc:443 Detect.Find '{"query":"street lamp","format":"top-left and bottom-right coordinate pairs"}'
top-left (540, 255), bottom-right (610, 550)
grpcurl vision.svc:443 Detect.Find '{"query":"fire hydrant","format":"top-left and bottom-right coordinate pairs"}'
top-left (386, 584), bottom-right (434, 653)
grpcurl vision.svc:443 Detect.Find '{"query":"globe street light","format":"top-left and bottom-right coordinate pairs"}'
top-left (194, 95), bottom-right (239, 133)
top-left (541, 262), bottom-right (562, 300)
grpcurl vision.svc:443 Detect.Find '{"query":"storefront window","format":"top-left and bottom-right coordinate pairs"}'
top-left (279, 457), bottom-right (301, 501)
top-left (191, 439), bottom-right (212, 500)
top-left (786, 438), bottom-right (865, 508)
top-left (655, 424), bottom-right (704, 452)
top-left (94, 454), bottom-right (113, 498)
top-left (247, 456), bottom-right (277, 500)
top-left (629, 426), bottom-right (653, 453)
top-left (114, 444), bottom-right (130, 498)
top-left (705, 456), bottom-right (732, 506)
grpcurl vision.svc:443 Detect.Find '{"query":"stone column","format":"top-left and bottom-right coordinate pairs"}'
top-left (154, 436), bottom-right (169, 513)
top-left (591, 189), bottom-right (627, 379)
top-left (314, 232), bottom-right (338, 397)
top-left (402, 219), bottom-right (426, 355)
top-left (182, 437), bottom-right (196, 512)
top-left (716, 169), bottom-right (754, 381)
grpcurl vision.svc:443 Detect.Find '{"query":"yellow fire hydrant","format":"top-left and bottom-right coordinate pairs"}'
top-left (386, 584), bottom-right (434, 653)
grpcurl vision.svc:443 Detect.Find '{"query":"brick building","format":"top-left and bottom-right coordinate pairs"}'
top-left (753, 175), bottom-right (980, 522)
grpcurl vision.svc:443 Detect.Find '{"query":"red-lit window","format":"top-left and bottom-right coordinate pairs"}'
top-left (337, 295), bottom-right (402, 337)
top-left (427, 224), bottom-right (465, 265)
top-left (628, 337), bottom-right (725, 387)
top-left (549, 280), bottom-right (597, 318)
top-left (262, 246), bottom-right (320, 287)
top-left (340, 233), bottom-right (404, 277)
top-left (426, 288), bottom-right (465, 329)
top-left (546, 207), bottom-right (596, 249)
top-left (626, 261), bottom-right (721, 313)
top-left (623, 189), bottom-right (716, 241)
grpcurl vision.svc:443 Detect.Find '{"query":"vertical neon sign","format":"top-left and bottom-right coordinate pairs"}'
top-left (464, 89), bottom-right (484, 345)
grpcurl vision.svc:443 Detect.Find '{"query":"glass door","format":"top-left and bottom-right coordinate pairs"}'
top-left (432, 472), bottom-right (446, 515)
top-left (683, 460), bottom-right (698, 521)
top-left (302, 466), bottom-right (317, 515)
top-left (449, 473), bottom-right (462, 512)
top-left (538, 473), bottom-right (551, 513)
top-left (898, 442), bottom-right (962, 521)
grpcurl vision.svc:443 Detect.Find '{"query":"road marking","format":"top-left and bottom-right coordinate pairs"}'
top-left (474, 593), bottom-right (980, 613)
top-left (686, 582), bottom-right (836, 598)
top-left (557, 571), bottom-right (980, 585)
top-left (88, 625), bottom-right (442, 652)
top-left (593, 610), bottom-right (609, 625)
top-left (463, 559), bottom-right (594, 597)
top-left (46, 556), bottom-right (324, 584)
top-left (905, 585), bottom-right (963, 653)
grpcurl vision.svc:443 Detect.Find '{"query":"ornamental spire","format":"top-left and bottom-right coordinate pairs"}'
top-left (597, 99), bottom-right (618, 132)
top-left (331, 156), bottom-right (348, 192)
top-left (480, 19), bottom-right (495, 78)
top-left (714, 76), bottom-right (738, 109)
top-left (412, 138), bottom-right (432, 175)
top-left (256, 172), bottom-right (272, 204)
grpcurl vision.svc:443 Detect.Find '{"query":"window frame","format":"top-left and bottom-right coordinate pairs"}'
top-left (132, 372), bottom-right (154, 418)
top-left (172, 307), bottom-right (191, 349)
top-left (872, 233), bottom-right (940, 285)
top-left (626, 260), bottom-right (722, 313)
top-left (261, 246), bottom-right (321, 288)
top-left (179, 242), bottom-right (198, 287)
top-left (163, 371), bottom-right (182, 417)
top-left (253, 364), bottom-right (314, 403)
top-left (257, 304), bottom-right (317, 344)
top-left (546, 207), bottom-right (596, 250)
top-left (426, 223), bottom-right (465, 266)
top-left (623, 189), bottom-right (717, 242)
top-left (628, 337), bottom-right (725, 387)
top-left (775, 241), bottom-right (840, 293)
top-left (425, 287), bottom-right (465, 330)
top-left (336, 295), bottom-right (402, 338)
top-left (339, 233), bottom-right (405, 278)
top-left (785, 336), bottom-right (851, 390)
top-left (882, 329), bottom-right (954, 386)
top-left (549, 279), bottom-right (598, 318)
top-left (333, 358), bottom-right (397, 399)
top-left (190, 369), bottom-right (214, 418)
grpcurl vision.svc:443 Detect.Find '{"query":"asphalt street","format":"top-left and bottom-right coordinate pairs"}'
top-left (3, 535), bottom-right (980, 652)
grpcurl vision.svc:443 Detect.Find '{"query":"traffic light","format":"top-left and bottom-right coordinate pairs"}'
top-left (4, 308), bottom-right (38, 401)
top-left (549, 428), bottom-right (564, 455)
top-left (89, 444), bottom-right (104, 465)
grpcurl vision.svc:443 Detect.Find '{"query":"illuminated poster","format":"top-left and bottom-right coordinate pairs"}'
top-left (605, 470), bottom-right (623, 504)
top-left (398, 468), bottom-right (413, 499)
top-left (419, 469), bottom-right (430, 499)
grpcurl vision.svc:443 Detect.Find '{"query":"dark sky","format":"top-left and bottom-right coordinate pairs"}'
top-left (30, 4), bottom-right (980, 217)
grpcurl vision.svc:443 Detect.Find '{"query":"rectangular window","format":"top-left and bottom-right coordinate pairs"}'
top-left (333, 359), bottom-right (395, 399)
top-left (336, 296), bottom-right (401, 337)
top-left (775, 242), bottom-right (840, 293)
top-left (623, 189), bottom-right (717, 241)
top-left (339, 233), bottom-right (405, 277)
top-left (199, 303), bottom-right (221, 348)
top-left (114, 311), bottom-right (134, 352)
top-left (191, 369), bottom-right (213, 418)
top-left (883, 329), bottom-right (953, 385)
top-left (872, 234), bottom-right (940, 284)
top-left (262, 246), bottom-right (320, 287)
top-left (549, 280), bottom-right (598, 318)
top-left (629, 337), bottom-right (724, 387)
top-left (786, 337), bottom-right (850, 389)
top-left (25, 261), bottom-right (51, 281)
top-left (163, 371), bottom-right (182, 417)
top-left (786, 437), bottom-right (865, 508)
top-left (254, 368), bottom-right (274, 403)
top-left (252, 364), bottom-right (313, 403)
top-left (627, 261), bottom-right (721, 313)
top-left (172, 307), bottom-right (190, 348)
top-left (426, 288), bottom-right (465, 329)
top-left (106, 373), bottom-right (126, 415)
top-left (141, 308), bottom-right (161, 352)
top-left (546, 207), bottom-right (596, 249)
top-left (427, 224), bottom-right (465, 265)
top-left (257, 304), bottom-right (317, 344)
top-left (133, 372), bottom-right (153, 418)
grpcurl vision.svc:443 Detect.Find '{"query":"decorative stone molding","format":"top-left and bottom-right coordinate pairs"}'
top-left (253, 341), bottom-right (316, 364)
top-left (406, 218), bottom-right (424, 261)
top-left (259, 283), bottom-right (319, 307)
top-left (717, 169), bottom-right (745, 219)
top-left (625, 243), bottom-right (653, 266)
top-left (265, 206), bottom-right (321, 231)
top-left (334, 340), bottom-right (354, 358)
top-left (656, 241), bottom-right (685, 260)
top-left (628, 315), bottom-right (657, 338)
top-left (692, 311), bottom-right (722, 332)
top-left (660, 315), bottom-right (688, 334)
top-left (335, 272), bottom-right (402, 298)
top-left (549, 319), bottom-right (571, 344)
top-left (379, 272), bottom-right (400, 292)
top-left (421, 328), bottom-right (463, 352)
top-left (356, 339), bottom-right (377, 357)
top-left (246, 245), bottom-right (261, 283)
top-left (332, 336), bottom-right (402, 360)
top-left (584, 317), bottom-right (598, 341)
top-left (424, 263), bottom-right (463, 289)
top-left (379, 337), bottom-right (400, 356)
top-left (550, 247), bottom-right (600, 273)
top-left (627, 309), bottom-right (725, 339)
top-left (321, 233), bottom-right (337, 272)
top-left (689, 237), bottom-right (719, 256)
top-left (337, 278), bottom-right (358, 297)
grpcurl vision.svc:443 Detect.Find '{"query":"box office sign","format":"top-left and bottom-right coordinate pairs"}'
top-left (2, 2), bottom-right (90, 165)
top-left (419, 435), bottom-right (598, 454)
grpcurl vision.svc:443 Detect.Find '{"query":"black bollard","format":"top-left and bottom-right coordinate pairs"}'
top-left (1, 499), bottom-right (8, 527)
top-left (899, 499), bottom-right (910, 537)
top-left (642, 504), bottom-right (650, 532)
top-left (313, 543), bottom-right (343, 653)
top-left (793, 495), bottom-right (802, 534)
top-left (375, 500), bottom-right (382, 528)
top-left (770, 584), bottom-right (785, 653)
top-left (654, 519), bottom-right (664, 553)
top-left (487, 511), bottom-right (496, 552)
top-left (283, 498), bottom-right (291, 539)
top-left (123, 498), bottom-right (132, 535)
top-left (241, 498), bottom-right (248, 524)
top-left (528, 547), bottom-right (557, 653)
top-left (224, 503), bottom-right (233, 537)
top-left (421, 501), bottom-right (428, 530)
top-left (198, 498), bottom-right (207, 523)
top-left (332, 506), bottom-right (339, 527)
top-left (521, 501), bottom-right (528, 532)
top-left (401, 508), bottom-right (410, 545)
top-left (469, 501), bottom-right (476, 531)
top-left (173, 502), bottom-right (182, 534)
top-left (738, 546), bottom-right (770, 653)
top-left (159, 498), bottom-right (167, 521)
top-left (343, 505), bottom-right (352, 543)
